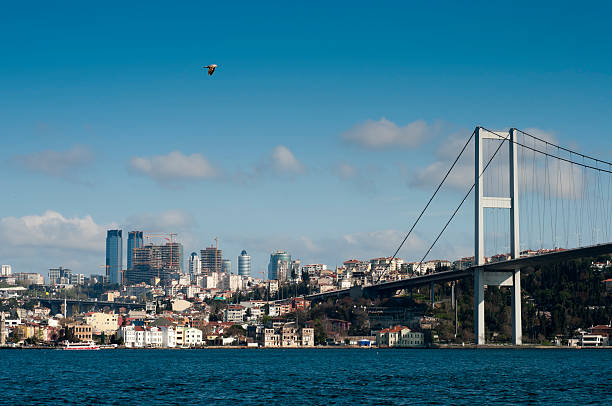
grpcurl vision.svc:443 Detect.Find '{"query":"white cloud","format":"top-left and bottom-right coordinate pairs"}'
top-left (130, 151), bottom-right (219, 183)
top-left (124, 210), bottom-right (195, 232)
top-left (335, 163), bottom-right (357, 179)
top-left (341, 118), bottom-right (433, 148)
top-left (409, 128), bottom-right (584, 199)
top-left (271, 145), bottom-right (304, 174)
top-left (15, 145), bottom-right (93, 178)
top-left (0, 210), bottom-right (108, 253)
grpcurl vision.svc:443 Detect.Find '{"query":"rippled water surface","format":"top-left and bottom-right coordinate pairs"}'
top-left (1, 349), bottom-right (611, 405)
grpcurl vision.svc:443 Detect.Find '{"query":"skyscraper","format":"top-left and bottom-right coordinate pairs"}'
top-left (268, 250), bottom-right (291, 280)
top-left (238, 250), bottom-right (251, 277)
top-left (188, 252), bottom-right (201, 277)
top-left (106, 229), bottom-right (123, 284)
top-left (201, 246), bottom-right (222, 275)
top-left (127, 231), bottom-right (144, 270)
top-left (222, 259), bottom-right (232, 274)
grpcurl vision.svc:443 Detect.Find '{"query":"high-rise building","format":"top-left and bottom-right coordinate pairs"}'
top-left (125, 241), bottom-right (184, 284)
top-left (127, 231), bottom-right (144, 270)
top-left (268, 251), bottom-right (291, 280)
top-left (222, 259), bottom-right (232, 274)
top-left (0, 265), bottom-right (11, 276)
top-left (106, 230), bottom-right (123, 284)
top-left (188, 252), bottom-right (201, 277)
top-left (238, 250), bottom-right (251, 277)
top-left (201, 246), bottom-right (223, 275)
top-left (161, 242), bottom-right (183, 273)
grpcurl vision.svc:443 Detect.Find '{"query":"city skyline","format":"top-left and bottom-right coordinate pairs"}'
top-left (1, 2), bottom-right (612, 275)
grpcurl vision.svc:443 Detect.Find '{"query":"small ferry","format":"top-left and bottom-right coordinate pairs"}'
top-left (63, 341), bottom-right (100, 350)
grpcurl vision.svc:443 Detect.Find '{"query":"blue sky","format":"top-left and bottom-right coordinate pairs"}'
top-left (1, 1), bottom-right (611, 276)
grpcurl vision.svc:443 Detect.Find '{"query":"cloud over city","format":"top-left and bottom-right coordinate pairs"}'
top-left (14, 145), bottom-right (93, 179)
top-left (341, 118), bottom-right (435, 149)
top-left (270, 145), bottom-right (304, 174)
top-left (129, 151), bottom-right (219, 183)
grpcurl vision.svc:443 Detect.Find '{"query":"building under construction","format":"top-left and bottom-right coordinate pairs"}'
top-left (124, 242), bottom-right (183, 284)
top-left (200, 246), bottom-right (222, 275)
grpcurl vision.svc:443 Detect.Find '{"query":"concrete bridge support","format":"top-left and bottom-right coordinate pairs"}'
top-left (475, 127), bottom-right (522, 345)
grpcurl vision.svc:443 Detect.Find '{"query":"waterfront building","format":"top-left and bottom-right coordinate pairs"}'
top-left (222, 259), bottom-right (232, 274)
top-left (201, 246), bottom-right (223, 275)
top-left (188, 252), bottom-right (201, 277)
top-left (127, 231), bottom-right (144, 270)
top-left (262, 323), bottom-right (314, 347)
top-left (0, 265), bottom-right (11, 277)
top-left (67, 323), bottom-right (93, 342)
top-left (238, 250), bottom-right (251, 277)
top-left (183, 327), bottom-right (203, 347)
top-left (268, 251), bottom-right (291, 280)
top-left (106, 230), bottom-right (123, 284)
top-left (84, 312), bottom-right (119, 335)
top-left (376, 325), bottom-right (424, 347)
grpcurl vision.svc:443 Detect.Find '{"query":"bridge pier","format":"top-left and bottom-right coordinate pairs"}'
top-left (511, 269), bottom-right (522, 345)
top-left (430, 281), bottom-right (434, 307)
top-left (474, 269), bottom-right (485, 345)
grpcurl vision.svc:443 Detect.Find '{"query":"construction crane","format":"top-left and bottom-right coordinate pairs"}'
top-left (143, 232), bottom-right (180, 277)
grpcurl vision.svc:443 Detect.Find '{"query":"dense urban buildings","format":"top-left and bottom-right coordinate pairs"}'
top-left (127, 231), bottom-right (144, 270)
top-left (238, 250), bottom-right (251, 277)
top-left (106, 230), bottom-right (123, 284)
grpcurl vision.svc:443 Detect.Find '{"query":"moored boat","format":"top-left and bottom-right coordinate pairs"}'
top-left (63, 341), bottom-right (100, 350)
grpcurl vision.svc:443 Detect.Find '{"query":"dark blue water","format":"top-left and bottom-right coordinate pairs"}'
top-left (1, 349), bottom-right (610, 405)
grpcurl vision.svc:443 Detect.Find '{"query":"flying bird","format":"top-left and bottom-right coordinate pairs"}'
top-left (203, 64), bottom-right (218, 75)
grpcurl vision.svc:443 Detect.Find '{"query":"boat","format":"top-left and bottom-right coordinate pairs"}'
top-left (63, 341), bottom-right (100, 350)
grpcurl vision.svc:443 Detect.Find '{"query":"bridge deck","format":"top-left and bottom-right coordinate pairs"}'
top-left (307, 242), bottom-right (612, 300)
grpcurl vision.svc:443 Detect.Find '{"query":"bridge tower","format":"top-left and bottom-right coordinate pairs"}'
top-left (474, 127), bottom-right (522, 345)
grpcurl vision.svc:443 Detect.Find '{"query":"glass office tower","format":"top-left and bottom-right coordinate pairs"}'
top-left (106, 229), bottom-right (123, 284)
top-left (127, 231), bottom-right (143, 270)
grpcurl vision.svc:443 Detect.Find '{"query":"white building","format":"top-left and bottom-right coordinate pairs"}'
top-left (377, 326), bottom-right (424, 347)
top-left (183, 327), bottom-right (203, 347)
top-left (224, 305), bottom-right (245, 323)
top-left (0, 265), bottom-right (11, 277)
top-left (121, 325), bottom-right (171, 348)
top-left (189, 252), bottom-right (201, 278)
top-left (302, 264), bottom-right (327, 277)
top-left (161, 326), bottom-right (176, 348)
top-left (579, 334), bottom-right (608, 347)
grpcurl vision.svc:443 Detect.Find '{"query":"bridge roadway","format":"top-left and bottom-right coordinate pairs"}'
top-left (306, 242), bottom-right (612, 302)
top-left (34, 297), bottom-right (146, 310)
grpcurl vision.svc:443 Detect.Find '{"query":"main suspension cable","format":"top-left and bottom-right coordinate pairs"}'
top-left (377, 129), bottom-right (476, 283)
top-left (414, 127), bottom-right (510, 274)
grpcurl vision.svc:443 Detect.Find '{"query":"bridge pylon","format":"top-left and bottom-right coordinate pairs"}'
top-left (474, 127), bottom-right (522, 345)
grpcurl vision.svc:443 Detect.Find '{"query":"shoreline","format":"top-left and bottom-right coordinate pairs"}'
top-left (2, 345), bottom-right (611, 350)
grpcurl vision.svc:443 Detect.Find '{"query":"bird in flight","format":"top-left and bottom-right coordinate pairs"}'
top-left (203, 64), bottom-right (218, 75)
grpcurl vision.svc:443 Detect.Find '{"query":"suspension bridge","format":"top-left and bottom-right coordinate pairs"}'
top-left (307, 126), bottom-right (612, 345)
